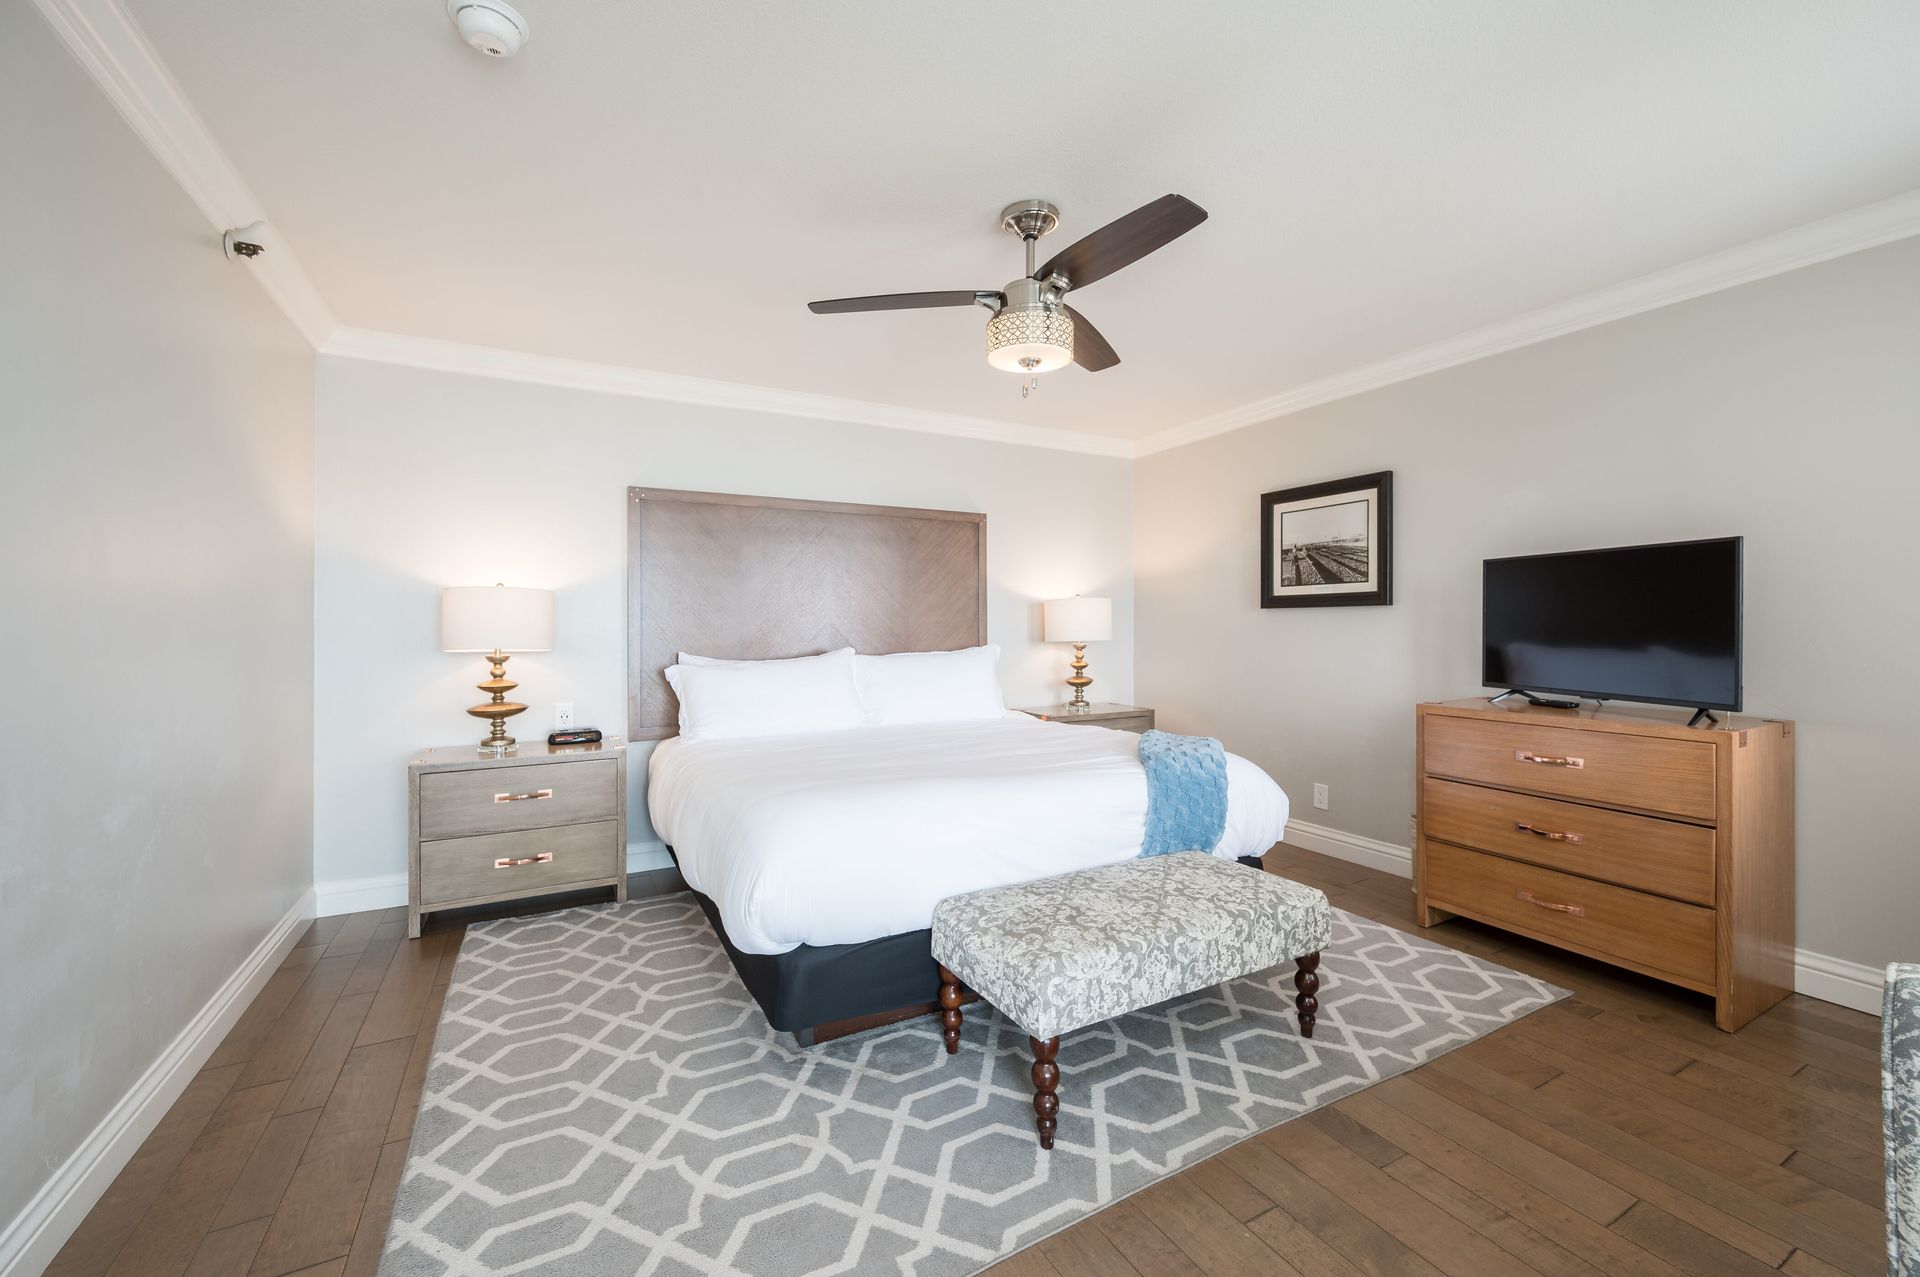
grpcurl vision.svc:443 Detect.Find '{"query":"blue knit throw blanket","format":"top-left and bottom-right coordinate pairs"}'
top-left (1138, 729), bottom-right (1228, 857)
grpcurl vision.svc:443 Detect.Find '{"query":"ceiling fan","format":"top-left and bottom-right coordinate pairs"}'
top-left (807, 194), bottom-right (1209, 379)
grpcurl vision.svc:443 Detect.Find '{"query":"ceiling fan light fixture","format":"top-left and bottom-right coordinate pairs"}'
top-left (985, 305), bottom-right (1074, 374)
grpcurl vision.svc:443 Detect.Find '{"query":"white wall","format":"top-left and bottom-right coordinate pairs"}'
top-left (0, 3), bottom-right (316, 1258)
top-left (1134, 235), bottom-right (1920, 980)
top-left (312, 357), bottom-right (1134, 907)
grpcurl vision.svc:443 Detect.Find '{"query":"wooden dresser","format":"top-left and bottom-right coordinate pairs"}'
top-left (407, 740), bottom-right (627, 938)
top-left (1414, 699), bottom-right (1793, 1031)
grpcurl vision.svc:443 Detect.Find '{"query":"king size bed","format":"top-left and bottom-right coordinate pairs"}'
top-left (627, 487), bottom-right (1290, 1042)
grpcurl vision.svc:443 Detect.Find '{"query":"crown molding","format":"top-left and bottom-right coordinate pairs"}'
top-left (1133, 188), bottom-right (1920, 457)
top-left (321, 328), bottom-right (1138, 458)
top-left (31, 0), bottom-right (336, 347)
top-left (35, 0), bottom-right (1918, 461)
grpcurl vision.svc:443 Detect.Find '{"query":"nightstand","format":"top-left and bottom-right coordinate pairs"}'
top-left (1016, 703), bottom-right (1156, 734)
top-left (406, 739), bottom-right (628, 938)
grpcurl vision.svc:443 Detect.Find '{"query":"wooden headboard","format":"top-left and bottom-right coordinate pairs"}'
top-left (626, 487), bottom-right (988, 740)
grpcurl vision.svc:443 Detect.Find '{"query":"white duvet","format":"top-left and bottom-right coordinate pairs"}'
top-left (647, 714), bottom-right (1290, 954)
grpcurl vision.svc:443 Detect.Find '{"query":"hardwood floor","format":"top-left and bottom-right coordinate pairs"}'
top-left (47, 849), bottom-right (1887, 1277)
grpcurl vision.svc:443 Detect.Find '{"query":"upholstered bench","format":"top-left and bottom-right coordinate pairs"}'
top-left (1888, 963), bottom-right (1919, 1277)
top-left (930, 851), bottom-right (1333, 1149)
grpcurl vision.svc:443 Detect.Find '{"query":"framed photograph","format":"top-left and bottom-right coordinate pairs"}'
top-left (1260, 471), bottom-right (1393, 608)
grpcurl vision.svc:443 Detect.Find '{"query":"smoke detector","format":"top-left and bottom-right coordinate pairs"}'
top-left (447, 1), bottom-right (529, 58)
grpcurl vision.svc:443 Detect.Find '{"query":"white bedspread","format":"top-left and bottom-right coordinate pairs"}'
top-left (647, 714), bottom-right (1290, 954)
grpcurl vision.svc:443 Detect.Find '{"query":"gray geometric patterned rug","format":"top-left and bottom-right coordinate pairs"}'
top-left (379, 892), bottom-right (1564, 1276)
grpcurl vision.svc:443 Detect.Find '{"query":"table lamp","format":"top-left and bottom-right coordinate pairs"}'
top-left (441, 584), bottom-right (555, 751)
top-left (1043, 595), bottom-right (1112, 711)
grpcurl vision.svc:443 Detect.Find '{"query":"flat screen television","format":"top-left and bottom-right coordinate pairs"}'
top-left (1482, 537), bottom-right (1742, 711)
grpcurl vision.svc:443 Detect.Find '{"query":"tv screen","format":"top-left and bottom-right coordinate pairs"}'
top-left (1482, 537), bottom-right (1742, 710)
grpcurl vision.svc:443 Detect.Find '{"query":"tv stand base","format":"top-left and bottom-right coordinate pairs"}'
top-left (1490, 689), bottom-right (1580, 710)
top-left (1687, 707), bottom-right (1720, 728)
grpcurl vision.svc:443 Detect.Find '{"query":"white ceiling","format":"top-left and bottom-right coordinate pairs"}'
top-left (125, 0), bottom-right (1920, 442)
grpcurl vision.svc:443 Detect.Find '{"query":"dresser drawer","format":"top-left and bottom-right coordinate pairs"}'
top-left (418, 820), bottom-right (621, 906)
top-left (1422, 778), bottom-right (1716, 905)
top-left (417, 758), bottom-right (618, 839)
top-left (1423, 841), bottom-right (1715, 989)
top-left (1423, 716), bottom-right (1716, 821)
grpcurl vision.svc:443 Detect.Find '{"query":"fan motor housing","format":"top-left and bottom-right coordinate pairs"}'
top-left (986, 277), bottom-right (1074, 373)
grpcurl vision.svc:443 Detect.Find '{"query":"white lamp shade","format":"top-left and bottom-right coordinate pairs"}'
top-left (1043, 595), bottom-right (1113, 643)
top-left (441, 585), bottom-right (555, 653)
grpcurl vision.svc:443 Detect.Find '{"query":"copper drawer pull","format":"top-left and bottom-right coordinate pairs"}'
top-left (1515, 821), bottom-right (1583, 844)
top-left (1515, 750), bottom-right (1584, 768)
top-left (1516, 889), bottom-right (1586, 917)
top-left (494, 852), bottom-right (554, 869)
top-left (494, 788), bottom-right (554, 804)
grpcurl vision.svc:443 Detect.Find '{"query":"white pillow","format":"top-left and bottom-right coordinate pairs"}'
top-left (855, 644), bottom-right (1005, 726)
top-left (678, 650), bottom-right (808, 667)
top-left (664, 647), bottom-right (866, 740)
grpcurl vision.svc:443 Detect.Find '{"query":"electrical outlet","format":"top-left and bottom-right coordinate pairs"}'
top-left (1312, 782), bottom-right (1329, 811)
top-left (555, 702), bottom-right (575, 730)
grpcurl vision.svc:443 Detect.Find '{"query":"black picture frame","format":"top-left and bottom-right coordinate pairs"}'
top-left (1260, 471), bottom-right (1393, 608)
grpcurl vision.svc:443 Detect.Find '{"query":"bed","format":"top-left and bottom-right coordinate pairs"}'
top-left (626, 486), bottom-right (1291, 1041)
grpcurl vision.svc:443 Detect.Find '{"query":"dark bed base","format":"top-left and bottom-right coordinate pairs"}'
top-left (681, 851), bottom-right (1270, 1044)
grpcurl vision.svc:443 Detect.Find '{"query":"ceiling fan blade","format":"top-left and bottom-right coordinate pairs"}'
top-left (808, 290), bottom-right (997, 315)
top-left (1035, 194), bottom-right (1208, 292)
top-left (1066, 306), bottom-right (1119, 371)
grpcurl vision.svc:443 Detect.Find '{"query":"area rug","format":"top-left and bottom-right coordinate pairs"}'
top-left (379, 893), bottom-right (1565, 1276)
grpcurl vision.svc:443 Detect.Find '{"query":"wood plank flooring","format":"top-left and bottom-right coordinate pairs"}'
top-left (46, 849), bottom-right (1888, 1277)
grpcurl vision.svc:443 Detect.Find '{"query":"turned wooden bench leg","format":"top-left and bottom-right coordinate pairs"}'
top-left (937, 964), bottom-right (963, 1055)
top-left (1030, 1035), bottom-right (1060, 1149)
top-left (1294, 951), bottom-right (1321, 1038)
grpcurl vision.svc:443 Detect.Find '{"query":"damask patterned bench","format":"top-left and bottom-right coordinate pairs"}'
top-left (930, 851), bottom-right (1333, 1149)
top-left (1888, 962), bottom-right (1919, 1277)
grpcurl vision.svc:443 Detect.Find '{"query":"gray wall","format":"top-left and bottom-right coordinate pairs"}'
top-left (0, 4), bottom-right (316, 1241)
top-left (312, 357), bottom-right (1134, 902)
top-left (1135, 236), bottom-right (1920, 974)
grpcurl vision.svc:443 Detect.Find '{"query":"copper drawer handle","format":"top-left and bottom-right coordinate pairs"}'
top-left (1515, 821), bottom-right (1583, 844)
top-left (494, 852), bottom-right (554, 869)
top-left (1515, 750), bottom-right (1584, 768)
top-left (494, 788), bottom-right (554, 804)
top-left (1516, 889), bottom-right (1585, 918)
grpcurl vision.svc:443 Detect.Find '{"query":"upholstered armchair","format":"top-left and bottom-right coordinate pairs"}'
top-left (1888, 963), bottom-right (1919, 1276)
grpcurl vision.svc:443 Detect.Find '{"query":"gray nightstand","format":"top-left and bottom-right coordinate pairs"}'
top-left (406, 739), bottom-right (628, 937)
top-left (1016, 703), bottom-right (1156, 734)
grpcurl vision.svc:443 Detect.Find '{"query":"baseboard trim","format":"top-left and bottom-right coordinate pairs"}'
top-left (314, 842), bottom-right (676, 918)
top-left (313, 871), bottom-right (406, 917)
top-left (1284, 819), bottom-right (1414, 878)
top-left (0, 888), bottom-right (314, 1277)
top-left (1792, 948), bottom-right (1885, 1016)
top-left (627, 840), bottom-right (674, 874)
top-left (1285, 822), bottom-right (1886, 1017)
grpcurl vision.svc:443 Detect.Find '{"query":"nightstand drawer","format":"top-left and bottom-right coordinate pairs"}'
top-left (1422, 777), bottom-right (1716, 905)
top-left (1094, 714), bottom-right (1154, 734)
top-left (418, 820), bottom-right (621, 906)
top-left (418, 758), bottom-right (618, 839)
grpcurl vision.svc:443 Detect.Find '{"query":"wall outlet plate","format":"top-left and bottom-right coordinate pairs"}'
top-left (1312, 782), bottom-right (1329, 811)
top-left (555, 702), bottom-right (575, 729)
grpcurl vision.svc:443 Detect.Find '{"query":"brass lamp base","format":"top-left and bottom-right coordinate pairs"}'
top-left (1065, 642), bottom-right (1093, 710)
top-left (468, 649), bottom-right (528, 751)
